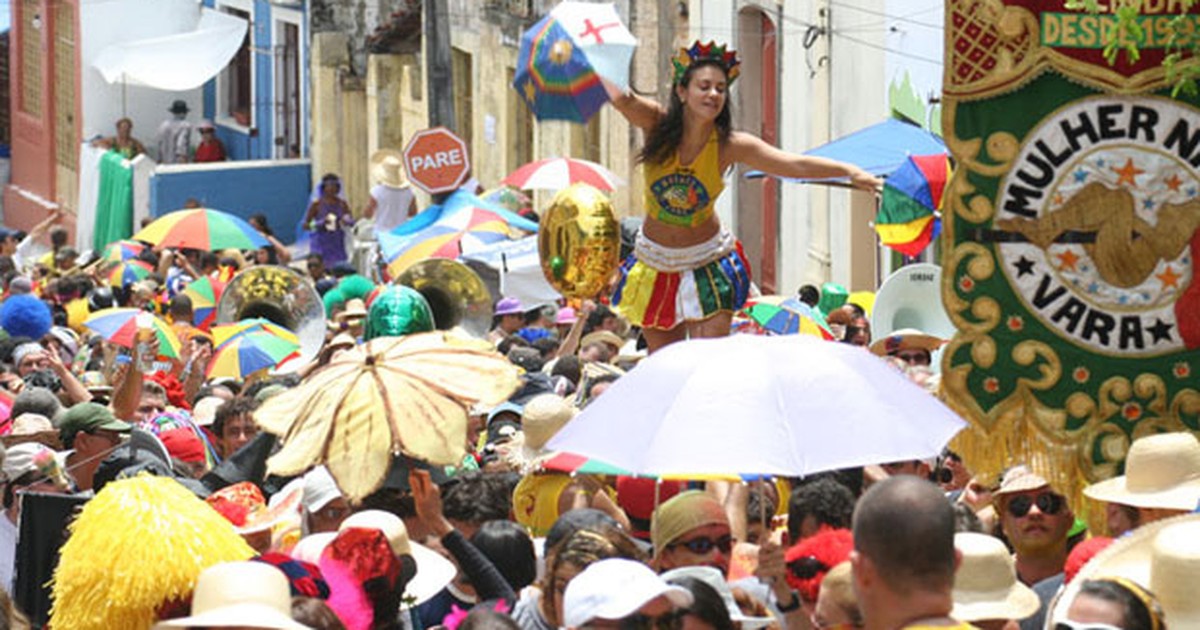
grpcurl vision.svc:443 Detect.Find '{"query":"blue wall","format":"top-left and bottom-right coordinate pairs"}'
top-left (149, 161), bottom-right (312, 244)
top-left (202, 0), bottom-right (306, 162)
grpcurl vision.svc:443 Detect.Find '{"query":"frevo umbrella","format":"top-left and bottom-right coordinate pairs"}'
top-left (876, 153), bottom-right (950, 256)
top-left (133, 208), bottom-right (269, 251)
top-left (107, 260), bottom-right (154, 288)
top-left (379, 205), bottom-right (516, 277)
top-left (207, 331), bottom-right (299, 379)
top-left (546, 334), bottom-right (966, 478)
top-left (182, 275), bottom-right (226, 330)
top-left (254, 332), bottom-right (521, 502)
top-left (743, 296), bottom-right (834, 339)
top-left (513, 1), bottom-right (636, 122)
top-left (84, 308), bottom-right (182, 359)
top-left (99, 239), bottom-right (147, 264)
top-left (502, 156), bottom-right (621, 192)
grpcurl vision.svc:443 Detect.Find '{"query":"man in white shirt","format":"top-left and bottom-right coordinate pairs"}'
top-left (156, 100), bottom-right (193, 164)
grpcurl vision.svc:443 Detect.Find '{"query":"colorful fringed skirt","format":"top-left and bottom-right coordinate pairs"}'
top-left (612, 227), bottom-right (752, 330)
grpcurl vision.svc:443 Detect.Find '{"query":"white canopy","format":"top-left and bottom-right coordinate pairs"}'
top-left (91, 8), bottom-right (248, 91)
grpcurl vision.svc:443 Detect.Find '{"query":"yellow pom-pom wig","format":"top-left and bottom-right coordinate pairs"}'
top-left (49, 475), bottom-right (255, 630)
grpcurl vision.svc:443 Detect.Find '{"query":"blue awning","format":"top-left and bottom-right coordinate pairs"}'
top-left (745, 119), bottom-right (946, 183)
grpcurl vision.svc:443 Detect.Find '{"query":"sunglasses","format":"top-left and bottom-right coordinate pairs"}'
top-left (1053, 622), bottom-right (1124, 630)
top-left (619, 611), bottom-right (683, 630)
top-left (1007, 492), bottom-right (1065, 518)
top-left (788, 555), bottom-right (829, 580)
top-left (671, 534), bottom-right (733, 555)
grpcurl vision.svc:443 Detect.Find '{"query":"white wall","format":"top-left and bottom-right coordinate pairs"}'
top-left (79, 0), bottom-right (205, 146)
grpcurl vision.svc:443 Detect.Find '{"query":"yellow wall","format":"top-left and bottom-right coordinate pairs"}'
top-left (309, 2), bottom-right (681, 220)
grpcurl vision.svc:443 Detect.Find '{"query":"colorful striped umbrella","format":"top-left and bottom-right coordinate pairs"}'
top-left (512, 2), bottom-right (636, 122)
top-left (502, 157), bottom-right (620, 192)
top-left (100, 240), bottom-right (147, 264)
top-left (108, 260), bottom-right (155, 288)
top-left (182, 275), bottom-right (226, 330)
top-left (380, 205), bottom-right (514, 277)
top-left (743, 296), bottom-right (834, 339)
top-left (876, 154), bottom-right (950, 257)
top-left (212, 318), bottom-right (299, 348)
top-left (84, 308), bottom-right (182, 359)
top-left (207, 331), bottom-right (300, 379)
top-left (132, 208), bottom-right (269, 252)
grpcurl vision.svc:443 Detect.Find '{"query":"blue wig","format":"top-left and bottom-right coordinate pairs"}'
top-left (0, 294), bottom-right (53, 340)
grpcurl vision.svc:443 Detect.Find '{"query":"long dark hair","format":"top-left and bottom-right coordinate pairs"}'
top-left (638, 60), bottom-right (733, 166)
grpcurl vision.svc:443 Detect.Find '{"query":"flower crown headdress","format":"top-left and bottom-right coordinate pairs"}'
top-left (672, 40), bottom-right (741, 86)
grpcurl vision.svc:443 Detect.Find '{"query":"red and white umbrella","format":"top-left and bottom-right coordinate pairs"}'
top-left (501, 157), bottom-right (621, 192)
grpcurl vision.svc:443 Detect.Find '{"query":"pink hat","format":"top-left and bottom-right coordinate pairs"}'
top-left (555, 306), bottom-right (577, 325)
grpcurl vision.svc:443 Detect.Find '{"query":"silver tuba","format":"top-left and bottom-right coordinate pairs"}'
top-left (396, 258), bottom-right (493, 338)
top-left (215, 266), bottom-right (326, 371)
top-left (870, 263), bottom-right (956, 373)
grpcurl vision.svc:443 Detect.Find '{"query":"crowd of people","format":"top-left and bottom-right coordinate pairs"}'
top-left (0, 206), bottom-right (1195, 629)
top-left (0, 33), bottom-right (1192, 630)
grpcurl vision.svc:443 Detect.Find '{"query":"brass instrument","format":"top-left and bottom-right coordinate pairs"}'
top-left (396, 258), bottom-right (492, 338)
top-left (215, 266), bottom-right (326, 371)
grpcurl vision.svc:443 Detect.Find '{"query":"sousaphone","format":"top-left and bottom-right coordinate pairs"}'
top-left (215, 266), bottom-right (326, 372)
top-left (396, 258), bottom-right (493, 338)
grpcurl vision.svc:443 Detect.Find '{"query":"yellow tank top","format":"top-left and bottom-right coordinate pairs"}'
top-left (643, 131), bottom-right (724, 228)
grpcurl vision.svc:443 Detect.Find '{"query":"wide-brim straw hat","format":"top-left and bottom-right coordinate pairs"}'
top-left (951, 532), bottom-right (1040, 623)
top-left (868, 328), bottom-right (947, 357)
top-left (153, 561), bottom-right (310, 629)
top-left (370, 149), bottom-right (410, 189)
top-left (1049, 513), bottom-right (1199, 628)
top-left (1083, 432), bottom-right (1200, 511)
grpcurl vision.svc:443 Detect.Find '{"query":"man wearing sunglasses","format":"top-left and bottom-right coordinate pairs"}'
top-left (993, 467), bottom-right (1074, 630)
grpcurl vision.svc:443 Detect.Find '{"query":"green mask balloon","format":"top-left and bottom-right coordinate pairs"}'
top-left (818, 282), bottom-right (848, 315)
top-left (364, 285), bottom-right (435, 340)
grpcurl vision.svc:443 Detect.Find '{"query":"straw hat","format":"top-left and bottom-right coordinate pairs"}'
top-left (1049, 513), bottom-right (1198, 628)
top-left (501, 394), bottom-right (577, 473)
top-left (868, 328), bottom-right (947, 357)
top-left (154, 561), bottom-right (310, 629)
top-left (337, 298), bottom-right (368, 323)
top-left (951, 532), bottom-right (1040, 623)
top-left (371, 149), bottom-right (410, 189)
top-left (1083, 432), bottom-right (1200, 511)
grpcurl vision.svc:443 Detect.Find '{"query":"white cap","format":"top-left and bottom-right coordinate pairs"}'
top-left (563, 558), bottom-right (693, 628)
top-left (660, 566), bottom-right (773, 629)
top-left (301, 465), bottom-right (343, 513)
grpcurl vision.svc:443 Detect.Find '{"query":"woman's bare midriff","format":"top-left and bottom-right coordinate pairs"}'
top-left (641, 215), bottom-right (722, 248)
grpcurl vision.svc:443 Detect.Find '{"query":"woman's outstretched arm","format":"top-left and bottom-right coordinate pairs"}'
top-left (605, 81), bottom-right (666, 132)
top-left (727, 131), bottom-right (882, 192)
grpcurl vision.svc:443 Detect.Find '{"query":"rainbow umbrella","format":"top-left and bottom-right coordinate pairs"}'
top-left (84, 308), bottom-right (182, 359)
top-left (743, 296), bottom-right (834, 339)
top-left (513, 2), bottom-right (636, 122)
top-left (182, 275), bottom-right (226, 330)
top-left (212, 318), bottom-right (299, 348)
top-left (207, 331), bottom-right (300, 379)
top-left (100, 240), bottom-right (147, 264)
top-left (876, 154), bottom-right (950, 257)
top-left (380, 204), bottom-right (514, 277)
top-left (133, 208), bottom-right (269, 252)
top-left (108, 260), bottom-right (155, 287)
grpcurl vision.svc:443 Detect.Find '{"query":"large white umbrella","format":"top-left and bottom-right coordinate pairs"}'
top-left (546, 335), bottom-right (966, 478)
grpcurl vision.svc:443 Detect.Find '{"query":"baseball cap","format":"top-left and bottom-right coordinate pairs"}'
top-left (301, 465), bottom-right (343, 513)
top-left (59, 402), bottom-right (132, 448)
top-left (563, 558), bottom-right (692, 628)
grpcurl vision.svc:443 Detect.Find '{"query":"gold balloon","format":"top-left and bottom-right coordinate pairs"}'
top-left (538, 183), bottom-right (620, 298)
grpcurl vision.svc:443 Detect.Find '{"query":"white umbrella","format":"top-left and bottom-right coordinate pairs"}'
top-left (546, 335), bottom-right (966, 478)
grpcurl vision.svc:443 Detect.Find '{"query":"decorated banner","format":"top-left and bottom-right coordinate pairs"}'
top-left (942, 0), bottom-right (1200, 497)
